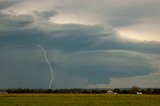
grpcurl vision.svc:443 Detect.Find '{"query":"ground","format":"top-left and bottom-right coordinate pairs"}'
top-left (0, 94), bottom-right (160, 106)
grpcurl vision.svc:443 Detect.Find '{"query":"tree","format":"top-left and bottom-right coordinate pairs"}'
top-left (146, 88), bottom-right (152, 94)
top-left (113, 88), bottom-right (121, 94)
top-left (130, 86), bottom-right (140, 94)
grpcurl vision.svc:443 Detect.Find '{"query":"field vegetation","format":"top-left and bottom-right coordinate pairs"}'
top-left (0, 94), bottom-right (160, 106)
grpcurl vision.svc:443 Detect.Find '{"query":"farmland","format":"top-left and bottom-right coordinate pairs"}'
top-left (0, 94), bottom-right (160, 106)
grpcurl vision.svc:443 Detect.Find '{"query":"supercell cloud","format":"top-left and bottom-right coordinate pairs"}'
top-left (0, 0), bottom-right (160, 88)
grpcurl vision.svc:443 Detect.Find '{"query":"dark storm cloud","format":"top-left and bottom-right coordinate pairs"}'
top-left (0, 23), bottom-right (159, 86)
top-left (0, 47), bottom-right (50, 88)
top-left (0, 24), bottom-right (102, 50)
top-left (62, 50), bottom-right (154, 84)
top-left (0, 0), bottom-right (160, 88)
top-left (0, 24), bottom-right (160, 54)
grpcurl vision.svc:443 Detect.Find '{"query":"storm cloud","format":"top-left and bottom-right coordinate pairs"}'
top-left (0, 0), bottom-right (160, 88)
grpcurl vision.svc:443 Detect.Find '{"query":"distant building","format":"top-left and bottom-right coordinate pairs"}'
top-left (107, 90), bottom-right (113, 94)
top-left (0, 91), bottom-right (8, 94)
top-left (137, 92), bottom-right (142, 94)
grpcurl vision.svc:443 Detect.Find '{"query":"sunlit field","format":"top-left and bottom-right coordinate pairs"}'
top-left (0, 94), bottom-right (160, 106)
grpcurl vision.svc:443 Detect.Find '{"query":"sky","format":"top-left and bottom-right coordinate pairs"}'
top-left (0, 0), bottom-right (160, 89)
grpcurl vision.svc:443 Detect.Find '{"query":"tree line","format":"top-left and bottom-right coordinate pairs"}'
top-left (1, 86), bottom-right (160, 94)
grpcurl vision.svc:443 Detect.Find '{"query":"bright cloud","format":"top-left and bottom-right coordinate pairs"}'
top-left (116, 19), bottom-right (160, 42)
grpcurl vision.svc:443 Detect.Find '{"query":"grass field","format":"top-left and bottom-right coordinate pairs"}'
top-left (0, 94), bottom-right (160, 106)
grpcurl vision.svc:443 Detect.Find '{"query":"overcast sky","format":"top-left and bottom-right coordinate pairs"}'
top-left (0, 0), bottom-right (160, 89)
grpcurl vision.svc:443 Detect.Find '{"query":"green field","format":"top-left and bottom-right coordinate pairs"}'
top-left (0, 94), bottom-right (160, 106)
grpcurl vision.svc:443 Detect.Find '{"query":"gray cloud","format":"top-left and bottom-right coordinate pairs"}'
top-left (0, 0), bottom-right (19, 9)
top-left (62, 50), bottom-right (155, 84)
top-left (1, 24), bottom-right (160, 54)
top-left (0, 47), bottom-right (49, 88)
top-left (0, 46), bottom-right (156, 88)
top-left (0, 0), bottom-right (160, 88)
top-left (0, 12), bottom-right (34, 31)
top-left (103, 1), bottom-right (160, 26)
top-left (46, 0), bottom-right (160, 26)
top-left (33, 10), bottom-right (57, 19)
